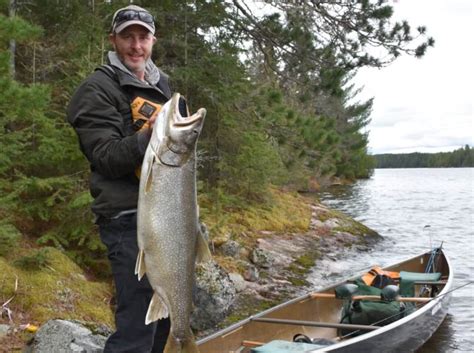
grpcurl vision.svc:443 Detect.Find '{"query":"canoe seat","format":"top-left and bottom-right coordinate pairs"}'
top-left (399, 271), bottom-right (441, 297)
top-left (250, 340), bottom-right (331, 352)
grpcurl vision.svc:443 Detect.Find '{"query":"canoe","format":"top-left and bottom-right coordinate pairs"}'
top-left (197, 247), bottom-right (452, 353)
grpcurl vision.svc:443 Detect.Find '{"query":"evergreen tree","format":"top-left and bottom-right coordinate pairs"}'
top-left (0, 0), bottom-right (437, 272)
top-left (0, 3), bottom-right (106, 271)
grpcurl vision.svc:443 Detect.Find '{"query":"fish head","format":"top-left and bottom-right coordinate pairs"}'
top-left (154, 93), bottom-right (206, 167)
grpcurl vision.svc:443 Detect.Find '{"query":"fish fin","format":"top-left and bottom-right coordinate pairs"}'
top-left (144, 155), bottom-right (155, 193)
top-left (164, 330), bottom-right (199, 353)
top-left (195, 229), bottom-right (212, 264)
top-left (145, 292), bottom-right (169, 325)
top-left (135, 249), bottom-right (146, 280)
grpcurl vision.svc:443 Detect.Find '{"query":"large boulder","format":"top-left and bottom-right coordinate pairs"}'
top-left (25, 319), bottom-right (108, 353)
top-left (191, 261), bottom-right (236, 331)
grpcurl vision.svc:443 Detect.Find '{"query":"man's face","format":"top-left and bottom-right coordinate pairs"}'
top-left (109, 25), bottom-right (156, 76)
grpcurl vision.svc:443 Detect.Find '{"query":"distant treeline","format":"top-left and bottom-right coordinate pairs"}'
top-left (374, 145), bottom-right (473, 168)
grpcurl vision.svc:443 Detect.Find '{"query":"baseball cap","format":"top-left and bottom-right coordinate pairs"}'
top-left (111, 5), bottom-right (155, 34)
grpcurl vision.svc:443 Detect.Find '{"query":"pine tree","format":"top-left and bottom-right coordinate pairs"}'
top-left (0, 3), bottom-right (106, 271)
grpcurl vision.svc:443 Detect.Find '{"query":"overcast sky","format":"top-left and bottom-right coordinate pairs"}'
top-left (353, 0), bottom-right (473, 154)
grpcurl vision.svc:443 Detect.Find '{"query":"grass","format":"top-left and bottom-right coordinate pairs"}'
top-left (315, 205), bottom-right (378, 237)
top-left (200, 187), bottom-right (312, 240)
top-left (0, 246), bottom-right (113, 330)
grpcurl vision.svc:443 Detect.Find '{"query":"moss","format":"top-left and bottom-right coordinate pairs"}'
top-left (315, 205), bottom-right (378, 239)
top-left (334, 222), bottom-right (379, 237)
top-left (280, 249), bottom-right (321, 290)
top-left (219, 294), bottom-right (279, 327)
top-left (0, 247), bottom-right (113, 329)
top-left (316, 208), bottom-right (341, 222)
top-left (287, 276), bottom-right (309, 287)
top-left (213, 256), bottom-right (247, 275)
top-left (295, 252), bottom-right (319, 268)
top-left (199, 187), bottom-right (312, 245)
top-left (258, 270), bottom-right (270, 280)
top-left (286, 250), bottom-right (320, 277)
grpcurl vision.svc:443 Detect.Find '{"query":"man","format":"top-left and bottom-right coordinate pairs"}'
top-left (67, 5), bottom-right (171, 352)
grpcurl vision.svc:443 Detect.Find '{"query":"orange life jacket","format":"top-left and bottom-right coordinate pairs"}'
top-left (361, 266), bottom-right (400, 286)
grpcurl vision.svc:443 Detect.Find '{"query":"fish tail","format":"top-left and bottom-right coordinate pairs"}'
top-left (164, 331), bottom-right (199, 353)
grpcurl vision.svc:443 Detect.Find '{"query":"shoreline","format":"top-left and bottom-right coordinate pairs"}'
top-left (196, 199), bottom-right (382, 338)
top-left (1, 193), bottom-right (382, 351)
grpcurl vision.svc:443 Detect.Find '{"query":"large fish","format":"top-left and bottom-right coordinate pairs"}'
top-left (136, 93), bottom-right (211, 353)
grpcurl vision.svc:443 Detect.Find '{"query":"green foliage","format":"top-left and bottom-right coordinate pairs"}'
top-left (219, 130), bottom-right (287, 198)
top-left (0, 221), bottom-right (21, 257)
top-left (375, 146), bottom-right (474, 168)
top-left (0, 12), bottom-right (42, 44)
top-left (14, 248), bottom-right (50, 270)
top-left (0, 8), bottom-right (102, 273)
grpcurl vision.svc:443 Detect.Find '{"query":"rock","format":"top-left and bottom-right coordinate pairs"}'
top-left (212, 233), bottom-right (231, 247)
top-left (220, 240), bottom-right (241, 257)
top-left (310, 219), bottom-right (325, 229)
top-left (192, 262), bottom-right (236, 331)
top-left (25, 319), bottom-right (107, 353)
top-left (228, 272), bottom-right (246, 292)
top-left (250, 248), bottom-right (274, 269)
top-left (0, 324), bottom-right (11, 338)
top-left (243, 264), bottom-right (259, 282)
top-left (323, 218), bottom-right (340, 228)
top-left (239, 247), bottom-right (250, 259)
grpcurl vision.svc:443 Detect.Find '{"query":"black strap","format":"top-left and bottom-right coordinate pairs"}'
top-left (293, 333), bottom-right (312, 343)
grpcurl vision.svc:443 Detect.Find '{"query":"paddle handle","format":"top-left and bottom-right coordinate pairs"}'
top-left (311, 292), bottom-right (432, 303)
top-left (242, 340), bottom-right (263, 348)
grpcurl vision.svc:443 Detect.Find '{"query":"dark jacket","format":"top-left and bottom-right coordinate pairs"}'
top-left (67, 63), bottom-right (171, 218)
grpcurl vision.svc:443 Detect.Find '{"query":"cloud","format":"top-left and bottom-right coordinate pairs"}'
top-left (354, 0), bottom-right (474, 154)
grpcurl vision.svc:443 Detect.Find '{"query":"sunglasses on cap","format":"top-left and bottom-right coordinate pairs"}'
top-left (114, 9), bottom-right (154, 26)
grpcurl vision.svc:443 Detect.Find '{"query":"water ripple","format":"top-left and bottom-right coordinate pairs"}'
top-left (316, 168), bottom-right (474, 353)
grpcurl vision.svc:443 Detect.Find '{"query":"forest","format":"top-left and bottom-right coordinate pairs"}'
top-left (0, 0), bottom-right (434, 271)
top-left (374, 145), bottom-right (474, 168)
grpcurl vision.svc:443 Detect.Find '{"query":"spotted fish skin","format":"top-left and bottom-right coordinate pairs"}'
top-left (136, 93), bottom-right (211, 353)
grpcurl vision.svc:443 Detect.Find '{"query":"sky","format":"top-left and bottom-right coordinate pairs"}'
top-left (353, 0), bottom-right (473, 154)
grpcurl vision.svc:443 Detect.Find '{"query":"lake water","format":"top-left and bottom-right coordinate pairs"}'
top-left (312, 168), bottom-right (474, 352)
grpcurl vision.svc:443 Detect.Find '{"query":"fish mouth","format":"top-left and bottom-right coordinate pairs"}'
top-left (156, 93), bottom-right (206, 166)
top-left (171, 93), bottom-right (206, 129)
top-left (166, 93), bottom-right (206, 154)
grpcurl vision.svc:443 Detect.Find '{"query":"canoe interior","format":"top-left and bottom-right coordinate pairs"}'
top-left (197, 250), bottom-right (450, 353)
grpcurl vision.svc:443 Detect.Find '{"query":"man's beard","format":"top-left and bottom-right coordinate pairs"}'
top-left (118, 52), bottom-right (147, 75)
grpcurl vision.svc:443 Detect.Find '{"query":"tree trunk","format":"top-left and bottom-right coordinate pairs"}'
top-left (9, 0), bottom-right (16, 79)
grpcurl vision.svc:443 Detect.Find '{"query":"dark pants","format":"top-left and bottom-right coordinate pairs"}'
top-left (99, 213), bottom-right (170, 353)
